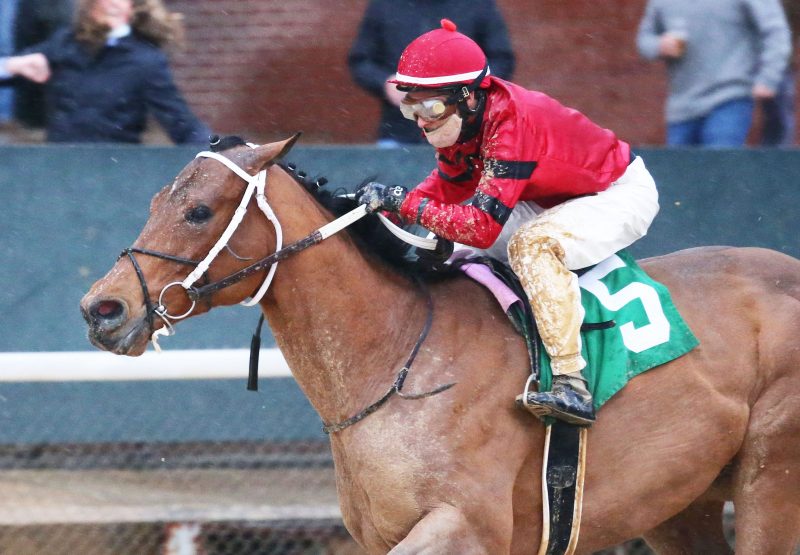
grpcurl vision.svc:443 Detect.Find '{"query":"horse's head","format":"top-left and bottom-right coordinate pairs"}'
top-left (80, 135), bottom-right (300, 356)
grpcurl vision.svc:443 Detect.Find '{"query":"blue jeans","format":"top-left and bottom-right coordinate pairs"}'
top-left (667, 98), bottom-right (754, 147)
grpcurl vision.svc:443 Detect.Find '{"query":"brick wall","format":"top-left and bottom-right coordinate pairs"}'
top-left (167, 0), bottom-right (373, 144)
top-left (164, 0), bottom-right (789, 146)
top-left (506, 0), bottom-right (665, 145)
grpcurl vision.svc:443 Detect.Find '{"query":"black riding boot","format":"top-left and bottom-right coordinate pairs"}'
top-left (517, 374), bottom-right (596, 427)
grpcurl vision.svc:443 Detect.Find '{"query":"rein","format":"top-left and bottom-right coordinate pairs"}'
top-left (322, 285), bottom-right (455, 434)
top-left (187, 204), bottom-right (368, 301)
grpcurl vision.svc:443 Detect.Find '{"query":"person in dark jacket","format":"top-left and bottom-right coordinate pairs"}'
top-left (1, 0), bottom-right (209, 144)
top-left (12, 0), bottom-right (75, 128)
top-left (348, 0), bottom-right (515, 147)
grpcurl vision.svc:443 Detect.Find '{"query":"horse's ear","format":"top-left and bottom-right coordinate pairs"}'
top-left (247, 132), bottom-right (302, 173)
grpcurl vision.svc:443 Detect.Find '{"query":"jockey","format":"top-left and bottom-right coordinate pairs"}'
top-left (356, 19), bottom-right (659, 426)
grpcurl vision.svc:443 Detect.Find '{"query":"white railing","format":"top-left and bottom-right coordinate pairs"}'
top-left (0, 349), bottom-right (291, 382)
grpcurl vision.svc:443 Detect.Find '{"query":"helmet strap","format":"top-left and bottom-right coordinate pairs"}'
top-left (457, 89), bottom-right (487, 143)
top-left (451, 62), bottom-right (489, 103)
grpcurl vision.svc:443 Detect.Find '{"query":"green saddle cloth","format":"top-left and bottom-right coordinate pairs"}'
top-left (537, 250), bottom-right (699, 409)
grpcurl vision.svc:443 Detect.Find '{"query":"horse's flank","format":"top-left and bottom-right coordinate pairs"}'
top-left (80, 140), bottom-right (800, 554)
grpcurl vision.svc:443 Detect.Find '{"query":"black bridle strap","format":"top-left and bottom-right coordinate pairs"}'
top-left (121, 249), bottom-right (158, 333)
top-left (321, 286), bottom-right (455, 434)
top-left (119, 247), bottom-right (202, 332)
top-left (123, 247), bottom-right (202, 267)
top-left (187, 231), bottom-right (323, 301)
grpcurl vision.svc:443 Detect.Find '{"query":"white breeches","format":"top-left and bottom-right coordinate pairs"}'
top-left (471, 156), bottom-right (659, 375)
top-left (481, 156), bottom-right (660, 270)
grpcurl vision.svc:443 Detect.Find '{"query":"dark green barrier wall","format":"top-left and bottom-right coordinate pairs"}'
top-left (0, 145), bottom-right (435, 352)
top-left (1, 145), bottom-right (797, 443)
top-left (2, 145), bottom-right (799, 352)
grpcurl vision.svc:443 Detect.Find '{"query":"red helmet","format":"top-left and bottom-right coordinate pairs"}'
top-left (389, 19), bottom-right (490, 91)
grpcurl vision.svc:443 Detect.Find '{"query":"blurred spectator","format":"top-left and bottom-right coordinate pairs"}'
top-left (637, 0), bottom-right (791, 147)
top-left (13, 0), bottom-right (75, 129)
top-left (761, 0), bottom-right (798, 146)
top-left (348, 0), bottom-right (515, 148)
top-left (0, 0), bottom-right (210, 144)
top-left (0, 0), bottom-right (19, 126)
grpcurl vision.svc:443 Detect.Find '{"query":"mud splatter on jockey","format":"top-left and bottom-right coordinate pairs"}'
top-left (356, 19), bottom-right (660, 426)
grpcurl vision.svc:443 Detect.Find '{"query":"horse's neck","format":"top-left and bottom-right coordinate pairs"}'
top-left (259, 177), bottom-right (423, 424)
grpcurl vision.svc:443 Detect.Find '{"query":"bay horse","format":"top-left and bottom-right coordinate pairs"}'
top-left (80, 137), bottom-right (800, 554)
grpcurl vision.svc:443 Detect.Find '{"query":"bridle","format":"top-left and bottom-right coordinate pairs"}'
top-left (120, 145), bottom-right (368, 351)
top-left (118, 143), bottom-right (455, 432)
top-left (118, 246), bottom-right (203, 342)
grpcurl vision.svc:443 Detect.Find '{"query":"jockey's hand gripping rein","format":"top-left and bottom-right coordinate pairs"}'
top-left (356, 182), bottom-right (408, 214)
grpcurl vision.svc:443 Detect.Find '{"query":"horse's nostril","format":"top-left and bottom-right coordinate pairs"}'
top-left (91, 299), bottom-right (124, 322)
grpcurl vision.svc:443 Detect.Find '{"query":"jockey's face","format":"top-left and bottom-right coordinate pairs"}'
top-left (402, 90), bottom-right (457, 133)
top-left (91, 0), bottom-right (134, 29)
top-left (402, 90), bottom-right (479, 134)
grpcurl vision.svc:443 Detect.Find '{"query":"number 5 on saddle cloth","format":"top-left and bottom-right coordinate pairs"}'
top-left (452, 249), bottom-right (699, 407)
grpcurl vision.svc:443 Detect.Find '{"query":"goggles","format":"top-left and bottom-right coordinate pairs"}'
top-left (399, 97), bottom-right (453, 121)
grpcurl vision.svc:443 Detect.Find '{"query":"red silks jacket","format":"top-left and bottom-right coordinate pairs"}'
top-left (399, 77), bottom-right (632, 249)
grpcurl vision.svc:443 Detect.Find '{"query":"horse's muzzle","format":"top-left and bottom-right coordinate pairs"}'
top-left (80, 296), bottom-right (148, 356)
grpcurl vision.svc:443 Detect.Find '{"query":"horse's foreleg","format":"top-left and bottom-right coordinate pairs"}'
top-left (733, 454), bottom-right (800, 553)
top-left (641, 499), bottom-right (732, 554)
top-left (732, 380), bottom-right (800, 554)
top-left (388, 504), bottom-right (509, 555)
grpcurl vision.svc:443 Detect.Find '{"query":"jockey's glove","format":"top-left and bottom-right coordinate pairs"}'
top-left (355, 181), bottom-right (408, 214)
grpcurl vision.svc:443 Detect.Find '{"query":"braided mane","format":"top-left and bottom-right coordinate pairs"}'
top-left (210, 135), bottom-right (453, 277)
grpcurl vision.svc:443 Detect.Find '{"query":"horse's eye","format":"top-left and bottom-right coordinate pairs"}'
top-left (185, 204), bottom-right (213, 223)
